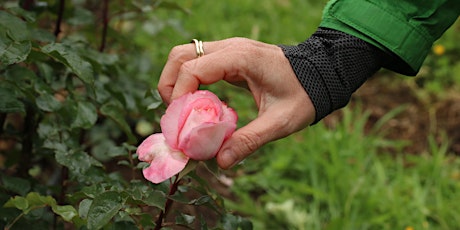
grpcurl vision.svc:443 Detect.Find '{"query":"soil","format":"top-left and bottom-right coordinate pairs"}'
top-left (338, 74), bottom-right (460, 155)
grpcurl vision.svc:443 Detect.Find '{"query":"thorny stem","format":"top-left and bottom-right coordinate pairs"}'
top-left (54, 0), bottom-right (65, 38)
top-left (99, 0), bottom-right (109, 52)
top-left (154, 176), bottom-right (180, 230)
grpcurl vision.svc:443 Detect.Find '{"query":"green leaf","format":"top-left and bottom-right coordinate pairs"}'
top-left (71, 101), bottom-right (97, 129)
top-left (0, 11), bottom-right (31, 65)
top-left (55, 150), bottom-right (102, 176)
top-left (100, 101), bottom-right (135, 143)
top-left (142, 190), bottom-right (166, 210)
top-left (87, 191), bottom-right (126, 230)
top-left (25, 192), bottom-right (56, 208)
top-left (41, 43), bottom-right (94, 85)
top-left (0, 84), bottom-right (25, 113)
top-left (189, 195), bottom-right (212, 206)
top-left (78, 199), bottom-right (92, 219)
top-left (36, 94), bottom-right (62, 112)
top-left (178, 160), bottom-right (198, 181)
top-left (3, 196), bottom-right (28, 211)
top-left (221, 213), bottom-right (253, 230)
top-left (67, 7), bottom-right (95, 26)
top-left (52, 205), bottom-right (78, 221)
top-left (176, 213), bottom-right (196, 225)
top-left (1, 175), bottom-right (31, 196)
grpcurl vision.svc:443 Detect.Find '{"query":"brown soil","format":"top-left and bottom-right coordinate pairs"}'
top-left (325, 73), bottom-right (460, 155)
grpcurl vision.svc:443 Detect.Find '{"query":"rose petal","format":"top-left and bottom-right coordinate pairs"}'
top-left (221, 103), bottom-right (238, 124)
top-left (137, 133), bottom-right (189, 184)
top-left (180, 122), bottom-right (236, 160)
top-left (161, 90), bottom-right (223, 149)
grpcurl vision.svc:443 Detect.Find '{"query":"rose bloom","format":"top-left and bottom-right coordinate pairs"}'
top-left (137, 90), bottom-right (237, 183)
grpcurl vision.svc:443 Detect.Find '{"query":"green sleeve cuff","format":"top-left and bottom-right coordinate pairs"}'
top-left (320, 0), bottom-right (458, 76)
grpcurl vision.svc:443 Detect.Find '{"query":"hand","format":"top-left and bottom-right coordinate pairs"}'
top-left (158, 37), bottom-right (316, 169)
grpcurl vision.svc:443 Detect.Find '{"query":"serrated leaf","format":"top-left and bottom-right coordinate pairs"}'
top-left (55, 149), bottom-right (103, 176)
top-left (41, 43), bottom-right (94, 84)
top-left (36, 94), bottom-right (62, 112)
top-left (142, 190), bottom-right (166, 210)
top-left (87, 191), bottom-right (126, 230)
top-left (0, 85), bottom-right (24, 113)
top-left (52, 205), bottom-right (78, 221)
top-left (71, 101), bottom-right (97, 129)
top-left (0, 11), bottom-right (31, 65)
top-left (100, 101), bottom-right (135, 143)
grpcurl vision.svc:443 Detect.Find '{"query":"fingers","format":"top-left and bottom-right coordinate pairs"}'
top-left (158, 38), bottom-right (252, 103)
top-left (158, 40), bottom-right (223, 103)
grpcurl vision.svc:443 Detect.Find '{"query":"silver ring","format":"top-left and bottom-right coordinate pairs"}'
top-left (191, 39), bottom-right (204, 57)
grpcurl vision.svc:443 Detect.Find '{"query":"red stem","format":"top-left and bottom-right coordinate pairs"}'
top-left (99, 0), bottom-right (109, 52)
top-left (154, 176), bottom-right (180, 229)
top-left (54, 0), bottom-right (65, 38)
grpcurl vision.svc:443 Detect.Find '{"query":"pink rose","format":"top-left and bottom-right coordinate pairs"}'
top-left (137, 90), bottom-right (237, 184)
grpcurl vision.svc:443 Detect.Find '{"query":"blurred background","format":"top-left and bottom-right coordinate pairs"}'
top-left (1, 0), bottom-right (459, 229)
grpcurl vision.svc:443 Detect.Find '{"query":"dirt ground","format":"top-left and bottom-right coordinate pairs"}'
top-left (326, 73), bottom-right (460, 155)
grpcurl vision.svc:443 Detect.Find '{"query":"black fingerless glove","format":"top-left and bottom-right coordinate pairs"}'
top-left (279, 28), bottom-right (388, 124)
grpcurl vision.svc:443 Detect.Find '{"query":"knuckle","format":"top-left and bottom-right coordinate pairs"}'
top-left (178, 61), bottom-right (195, 75)
top-left (168, 45), bottom-right (188, 62)
top-left (236, 131), bottom-right (261, 155)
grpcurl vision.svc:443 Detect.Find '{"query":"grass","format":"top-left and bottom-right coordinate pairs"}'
top-left (135, 1), bottom-right (460, 229)
top-left (227, 107), bottom-right (460, 229)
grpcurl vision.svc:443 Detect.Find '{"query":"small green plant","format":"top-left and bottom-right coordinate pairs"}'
top-left (0, 1), bottom-right (251, 229)
top-left (228, 107), bottom-right (460, 229)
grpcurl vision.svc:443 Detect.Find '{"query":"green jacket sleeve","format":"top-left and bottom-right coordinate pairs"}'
top-left (320, 0), bottom-right (460, 75)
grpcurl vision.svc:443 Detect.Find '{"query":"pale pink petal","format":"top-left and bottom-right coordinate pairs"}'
top-left (161, 90), bottom-right (223, 149)
top-left (160, 92), bottom-right (192, 149)
top-left (178, 98), bottom-right (221, 143)
top-left (179, 122), bottom-right (236, 160)
top-left (221, 103), bottom-right (238, 124)
top-left (137, 133), bottom-right (189, 184)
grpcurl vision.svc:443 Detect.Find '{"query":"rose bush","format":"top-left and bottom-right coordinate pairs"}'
top-left (137, 90), bottom-right (238, 183)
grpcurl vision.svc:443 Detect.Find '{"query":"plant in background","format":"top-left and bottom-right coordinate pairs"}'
top-left (0, 1), bottom-right (251, 229)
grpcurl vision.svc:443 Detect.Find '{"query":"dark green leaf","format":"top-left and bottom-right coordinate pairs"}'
top-left (189, 195), bottom-right (212, 206)
top-left (68, 7), bottom-right (95, 26)
top-left (36, 94), bottom-right (62, 112)
top-left (55, 149), bottom-right (102, 176)
top-left (87, 191), bottom-right (126, 230)
top-left (41, 43), bottom-right (94, 84)
top-left (100, 101), bottom-right (135, 143)
top-left (0, 84), bottom-right (25, 113)
top-left (0, 11), bottom-right (31, 65)
top-left (221, 213), bottom-right (253, 230)
top-left (1, 175), bottom-right (31, 196)
top-left (71, 101), bottom-right (97, 129)
top-left (142, 190), bottom-right (166, 210)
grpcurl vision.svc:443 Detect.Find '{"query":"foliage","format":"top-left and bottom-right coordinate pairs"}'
top-left (0, 1), bottom-right (250, 229)
top-left (228, 107), bottom-right (460, 229)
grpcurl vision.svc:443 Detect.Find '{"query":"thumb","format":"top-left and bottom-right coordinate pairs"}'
top-left (216, 111), bottom-right (290, 169)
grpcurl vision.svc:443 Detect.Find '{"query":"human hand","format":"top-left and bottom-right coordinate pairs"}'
top-left (158, 37), bottom-right (316, 169)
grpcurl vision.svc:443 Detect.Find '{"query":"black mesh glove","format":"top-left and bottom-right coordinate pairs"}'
top-left (280, 28), bottom-right (388, 124)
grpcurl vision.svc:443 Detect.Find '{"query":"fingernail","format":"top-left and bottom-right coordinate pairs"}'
top-left (221, 149), bottom-right (238, 169)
